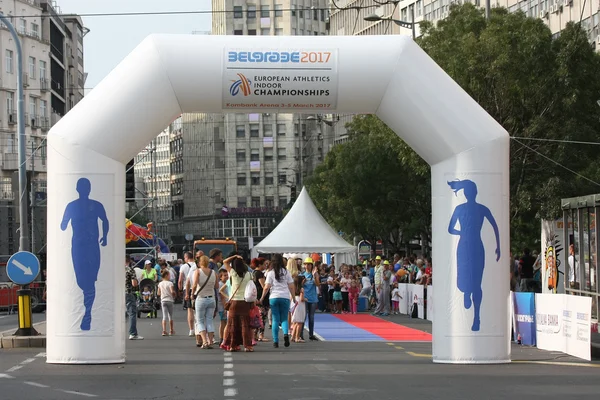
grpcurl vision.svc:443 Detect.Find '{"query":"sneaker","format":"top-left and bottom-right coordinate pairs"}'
top-left (273, 342), bottom-right (279, 348)
top-left (284, 334), bottom-right (290, 347)
top-left (309, 335), bottom-right (318, 341)
top-left (129, 334), bottom-right (144, 340)
top-left (189, 330), bottom-right (194, 337)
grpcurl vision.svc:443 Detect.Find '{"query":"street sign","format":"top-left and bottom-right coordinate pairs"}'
top-left (6, 251), bottom-right (40, 285)
top-left (185, 233), bottom-right (194, 241)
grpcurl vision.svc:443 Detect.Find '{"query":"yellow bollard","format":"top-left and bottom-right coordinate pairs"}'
top-left (14, 288), bottom-right (38, 336)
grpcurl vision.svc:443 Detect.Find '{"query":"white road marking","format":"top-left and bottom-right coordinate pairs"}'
top-left (224, 363), bottom-right (234, 369)
top-left (224, 357), bottom-right (233, 363)
top-left (56, 389), bottom-right (98, 397)
top-left (35, 352), bottom-right (46, 358)
top-left (24, 381), bottom-right (49, 388)
top-left (223, 370), bottom-right (234, 377)
top-left (0, 315), bottom-right (10, 319)
top-left (6, 365), bottom-right (22, 372)
top-left (224, 388), bottom-right (238, 397)
top-left (0, 374), bottom-right (14, 379)
top-left (21, 358), bottom-right (36, 364)
top-left (224, 351), bottom-right (232, 356)
top-left (223, 378), bottom-right (235, 386)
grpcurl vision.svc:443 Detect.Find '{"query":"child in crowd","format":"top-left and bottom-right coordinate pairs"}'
top-left (391, 283), bottom-right (402, 315)
top-left (142, 285), bottom-right (152, 302)
top-left (217, 269), bottom-right (229, 345)
top-left (348, 279), bottom-right (360, 314)
top-left (291, 275), bottom-right (306, 343)
top-left (332, 278), bottom-right (343, 314)
top-left (157, 270), bottom-right (176, 336)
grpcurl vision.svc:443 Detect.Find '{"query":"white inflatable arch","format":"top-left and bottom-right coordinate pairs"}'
top-left (47, 35), bottom-right (510, 364)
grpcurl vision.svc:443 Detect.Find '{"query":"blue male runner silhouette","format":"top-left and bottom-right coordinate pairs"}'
top-left (447, 179), bottom-right (500, 332)
top-left (61, 178), bottom-right (109, 331)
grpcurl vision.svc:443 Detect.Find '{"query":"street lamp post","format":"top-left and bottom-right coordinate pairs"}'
top-left (364, 11), bottom-right (416, 39)
top-left (0, 13), bottom-right (29, 252)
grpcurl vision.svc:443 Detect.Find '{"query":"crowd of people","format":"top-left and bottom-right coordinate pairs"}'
top-left (123, 251), bottom-right (433, 350)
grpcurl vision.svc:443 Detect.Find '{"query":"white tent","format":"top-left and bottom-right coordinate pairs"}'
top-left (255, 188), bottom-right (355, 254)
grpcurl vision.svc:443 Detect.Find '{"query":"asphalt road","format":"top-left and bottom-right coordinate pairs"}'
top-left (1, 308), bottom-right (599, 400)
top-left (0, 311), bottom-right (45, 334)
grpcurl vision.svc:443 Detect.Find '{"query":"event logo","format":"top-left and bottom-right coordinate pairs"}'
top-left (447, 179), bottom-right (501, 332)
top-left (230, 73), bottom-right (252, 96)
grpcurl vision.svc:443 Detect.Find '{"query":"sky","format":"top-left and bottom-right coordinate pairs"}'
top-left (57, 0), bottom-right (212, 89)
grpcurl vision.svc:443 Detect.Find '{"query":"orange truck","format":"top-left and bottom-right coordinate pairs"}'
top-left (193, 238), bottom-right (237, 259)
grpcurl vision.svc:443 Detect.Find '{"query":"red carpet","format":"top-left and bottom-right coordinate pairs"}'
top-left (334, 314), bottom-right (432, 342)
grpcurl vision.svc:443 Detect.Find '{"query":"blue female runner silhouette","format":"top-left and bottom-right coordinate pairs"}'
top-left (447, 179), bottom-right (500, 332)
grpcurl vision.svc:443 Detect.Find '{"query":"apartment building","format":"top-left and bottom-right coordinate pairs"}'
top-left (0, 0), bottom-right (86, 255)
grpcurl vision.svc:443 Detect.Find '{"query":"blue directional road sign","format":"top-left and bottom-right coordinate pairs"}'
top-left (6, 251), bottom-right (40, 285)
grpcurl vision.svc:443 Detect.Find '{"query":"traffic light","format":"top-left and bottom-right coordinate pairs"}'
top-left (125, 159), bottom-right (135, 202)
top-left (290, 185), bottom-right (297, 201)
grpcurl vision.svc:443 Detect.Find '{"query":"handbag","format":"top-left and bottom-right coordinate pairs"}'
top-left (244, 279), bottom-right (257, 303)
top-left (248, 306), bottom-right (263, 329)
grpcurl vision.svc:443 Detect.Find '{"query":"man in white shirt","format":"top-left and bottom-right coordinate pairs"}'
top-left (568, 244), bottom-right (579, 290)
top-left (180, 251), bottom-right (197, 336)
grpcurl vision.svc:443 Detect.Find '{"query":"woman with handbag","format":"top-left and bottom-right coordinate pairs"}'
top-left (221, 255), bottom-right (254, 352)
top-left (192, 255), bottom-right (218, 349)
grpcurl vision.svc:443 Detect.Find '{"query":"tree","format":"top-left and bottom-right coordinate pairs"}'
top-left (417, 5), bottom-right (600, 251)
top-left (306, 115), bottom-right (431, 254)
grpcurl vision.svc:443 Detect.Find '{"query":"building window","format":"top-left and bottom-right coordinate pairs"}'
top-left (275, 4), bottom-right (283, 16)
top-left (278, 172), bottom-right (287, 184)
top-left (247, 5), bottom-right (257, 18)
top-left (265, 172), bottom-right (274, 185)
top-left (236, 125), bottom-right (245, 138)
top-left (416, 0), bottom-right (423, 16)
top-left (40, 99), bottom-right (47, 117)
top-left (29, 97), bottom-right (36, 117)
top-left (291, 5), bottom-right (297, 16)
top-left (250, 123), bottom-right (259, 137)
top-left (265, 196), bottom-right (274, 207)
top-left (19, 19), bottom-right (26, 34)
top-left (31, 23), bottom-right (39, 38)
top-left (275, 28), bottom-right (283, 35)
top-left (237, 173), bottom-right (246, 186)
top-left (234, 29), bottom-right (243, 35)
top-left (251, 172), bottom-right (260, 185)
top-left (261, 5), bottom-right (270, 17)
top-left (314, 31), bottom-right (318, 36)
top-left (236, 149), bottom-right (246, 163)
top-left (6, 91), bottom-right (14, 113)
top-left (264, 148), bottom-right (273, 161)
top-left (250, 149), bottom-right (260, 161)
top-left (261, 28), bottom-right (270, 35)
top-left (278, 148), bottom-right (287, 161)
top-left (321, 9), bottom-right (325, 21)
top-left (248, 29), bottom-right (257, 35)
top-left (263, 124), bottom-right (273, 137)
top-left (279, 196), bottom-right (287, 206)
top-left (313, 8), bottom-right (319, 20)
top-left (6, 50), bottom-right (13, 74)
top-left (234, 6), bottom-right (243, 18)
top-left (299, 8), bottom-right (304, 18)
top-left (238, 197), bottom-right (247, 207)
top-left (401, 7), bottom-right (408, 21)
top-left (275, 124), bottom-right (285, 136)
top-left (39, 60), bottom-right (46, 79)
top-left (292, 28), bottom-right (297, 35)
top-left (28, 57), bottom-right (36, 79)
top-left (251, 196), bottom-right (261, 207)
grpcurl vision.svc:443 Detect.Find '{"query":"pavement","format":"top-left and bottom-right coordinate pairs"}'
top-left (0, 309), bottom-right (599, 400)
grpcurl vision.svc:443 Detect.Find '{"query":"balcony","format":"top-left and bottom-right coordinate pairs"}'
top-left (2, 152), bottom-right (47, 172)
top-left (40, 78), bottom-right (49, 92)
top-left (7, 111), bottom-right (17, 125)
top-left (40, 116), bottom-right (50, 131)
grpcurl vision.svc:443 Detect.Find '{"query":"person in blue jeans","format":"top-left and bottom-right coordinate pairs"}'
top-left (125, 256), bottom-right (143, 340)
top-left (302, 258), bottom-right (320, 341)
top-left (259, 254), bottom-right (296, 348)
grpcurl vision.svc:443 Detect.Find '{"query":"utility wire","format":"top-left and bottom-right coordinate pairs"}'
top-left (510, 136), bottom-right (600, 146)
top-left (512, 138), bottom-right (600, 188)
top-left (10, 8), bottom-right (338, 18)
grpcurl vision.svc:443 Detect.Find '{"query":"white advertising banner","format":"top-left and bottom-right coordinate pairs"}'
top-left (414, 284), bottom-right (425, 319)
top-left (222, 49), bottom-right (338, 111)
top-left (541, 220), bottom-right (566, 294)
top-left (427, 285), bottom-right (433, 322)
top-left (535, 293), bottom-right (592, 361)
top-left (398, 283), bottom-right (408, 314)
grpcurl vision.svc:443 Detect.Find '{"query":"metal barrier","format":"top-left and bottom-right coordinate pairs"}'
top-left (0, 281), bottom-right (46, 315)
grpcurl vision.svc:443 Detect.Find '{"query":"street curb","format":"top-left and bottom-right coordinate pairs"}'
top-left (0, 321), bottom-right (46, 349)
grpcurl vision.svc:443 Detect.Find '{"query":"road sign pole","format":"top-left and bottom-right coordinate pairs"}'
top-left (15, 287), bottom-right (38, 336)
